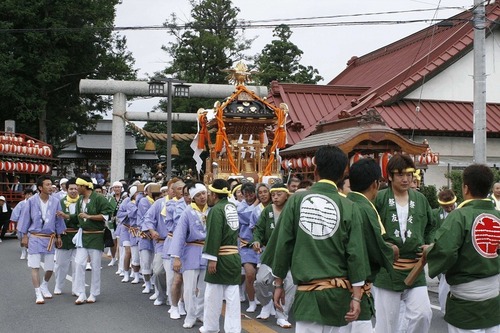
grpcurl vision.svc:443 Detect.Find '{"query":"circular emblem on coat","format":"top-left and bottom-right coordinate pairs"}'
top-left (299, 194), bottom-right (340, 240)
top-left (224, 204), bottom-right (239, 231)
top-left (472, 213), bottom-right (500, 258)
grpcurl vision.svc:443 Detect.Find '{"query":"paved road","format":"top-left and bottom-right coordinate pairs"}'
top-left (0, 237), bottom-right (447, 332)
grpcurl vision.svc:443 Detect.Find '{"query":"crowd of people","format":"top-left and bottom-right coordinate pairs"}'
top-left (6, 144), bottom-right (500, 333)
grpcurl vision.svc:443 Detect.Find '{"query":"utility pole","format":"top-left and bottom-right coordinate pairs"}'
top-left (473, 0), bottom-right (487, 164)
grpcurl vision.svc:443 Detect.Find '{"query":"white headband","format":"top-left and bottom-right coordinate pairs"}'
top-left (189, 183), bottom-right (207, 199)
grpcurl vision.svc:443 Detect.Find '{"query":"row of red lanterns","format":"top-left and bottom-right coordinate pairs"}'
top-left (0, 142), bottom-right (52, 157)
top-left (0, 135), bottom-right (25, 144)
top-left (0, 161), bottom-right (51, 174)
top-left (281, 156), bottom-right (316, 170)
top-left (417, 152), bottom-right (439, 165)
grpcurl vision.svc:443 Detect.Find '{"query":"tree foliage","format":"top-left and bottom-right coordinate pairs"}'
top-left (255, 24), bottom-right (323, 86)
top-left (445, 168), bottom-right (500, 203)
top-left (0, 0), bottom-right (137, 147)
top-left (162, 0), bottom-right (253, 84)
top-left (139, 0), bottom-right (254, 176)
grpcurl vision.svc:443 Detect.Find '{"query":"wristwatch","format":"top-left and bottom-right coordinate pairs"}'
top-left (272, 280), bottom-right (283, 288)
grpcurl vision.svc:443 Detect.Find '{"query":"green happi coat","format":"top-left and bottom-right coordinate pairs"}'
top-left (252, 203), bottom-right (276, 248)
top-left (203, 197), bottom-right (241, 285)
top-left (347, 191), bottom-right (395, 320)
top-left (76, 192), bottom-right (113, 251)
top-left (59, 195), bottom-right (80, 250)
top-left (270, 180), bottom-right (370, 327)
top-left (374, 188), bottom-right (435, 291)
top-left (427, 199), bottom-right (500, 330)
top-left (432, 207), bottom-right (448, 229)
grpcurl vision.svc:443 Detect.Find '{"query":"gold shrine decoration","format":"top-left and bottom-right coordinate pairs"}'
top-left (194, 84), bottom-right (288, 177)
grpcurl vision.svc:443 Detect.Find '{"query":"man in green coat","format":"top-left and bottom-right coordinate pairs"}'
top-left (200, 179), bottom-right (241, 333)
top-left (373, 154), bottom-right (435, 333)
top-left (432, 188), bottom-right (457, 313)
top-left (252, 182), bottom-right (295, 328)
top-left (343, 158), bottom-right (397, 333)
top-left (427, 164), bottom-right (499, 332)
top-left (271, 145), bottom-right (370, 331)
top-left (73, 175), bottom-right (113, 305)
top-left (54, 178), bottom-right (80, 296)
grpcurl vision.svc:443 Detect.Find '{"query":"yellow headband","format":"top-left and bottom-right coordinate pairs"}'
top-left (413, 169), bottom-right (421, 181)
top-left (270, 187), bottom-right (289, 194)
top-left (438, 196), bottom-right (457, 206)
top-left (208, 184), bottom-right (232, 197)
top-left (76, 178), bottom-right (94, 189)
top-left (231, 184), bottom-right (242, 195)
top-left (392, 168), bottom-right (415, 174)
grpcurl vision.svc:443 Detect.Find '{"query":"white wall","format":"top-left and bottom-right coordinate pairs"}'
top-left (405, 30), bottom-right (500, 103)
top-left (413, 135), bottom-right (500, 189)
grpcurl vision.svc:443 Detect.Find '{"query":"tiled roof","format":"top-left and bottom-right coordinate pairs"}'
top-left (281, 122), bottom-right (428, 156)
top-left (329, 4), bottom-right (500, 112)
top-left (375, 99), bottom-right (500, 134)
top-left (267, 4), bottom-right (500, 147)
top-left (267, 81), bottom-right (369, 145)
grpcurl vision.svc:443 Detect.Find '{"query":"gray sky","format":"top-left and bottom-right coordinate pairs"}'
top-left (114, 0), bottom-right (474, 110)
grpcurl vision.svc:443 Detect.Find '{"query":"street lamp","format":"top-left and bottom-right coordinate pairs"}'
top-left (148, 77), bottom-right (190, 180)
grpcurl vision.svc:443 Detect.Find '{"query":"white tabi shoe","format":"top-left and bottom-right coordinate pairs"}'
top-left (142, 281), bottom-right (152, 294)
top-left (115, 268), bottom-right (123, 275)
top-left (75, 293), bottom-right (86, 305)
top-left (131, 272), bottom-right (140, 284)
top-left (53, 287), bottom-right (62, 295)
top-left (277, 319), bottom-right (292, 329)
top-left (35, 288), bottom-right (44, 304)
top-left (149, 292), bottom-right (158, 301)
top-left (40, 283), bottom-right (53, 299)
top-left (108, 258), bottom-right (117, 266)
top-left (121, 271), bottom-right (130, 283)
top-left (182, 320), bottom-right (196, 329)
top-left (256, 300), bottom-right (273, 320)
top-left (153, 298), bottom-right (165, 306)
top-left (86, 294), bottom-right (96, 303)
top-left (170, 306), bottom-right (181, 320)
top-left (246, 300), bottom-right (257, 313)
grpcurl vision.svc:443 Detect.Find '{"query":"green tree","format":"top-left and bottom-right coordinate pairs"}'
top-left (445, 168), bottom-right (500, 203)
top-left (255, 24), bottom-right (323, 86)
top-left (138, 0), bottom-right (254, 176)
top-left (162, 0), bottom-right (253, 84)
top-left (0, 0), bottom-right (137, 147)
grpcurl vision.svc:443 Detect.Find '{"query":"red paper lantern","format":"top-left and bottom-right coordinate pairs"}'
top-left (281, 159), bottom-right (289, 170)
top-left (296, 158), bottom-right (303, 169)
top-left (42, 146), bottom-right (52, 157)
top-left (26, 139), bottom-right (35, 147)
top-left (27, 163), bottom-right (36, 173)
top-left (4, 161), bottom-right (14, 171)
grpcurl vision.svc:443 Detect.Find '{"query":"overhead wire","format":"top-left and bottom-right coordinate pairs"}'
top-left (0, 6), bottom-right (474, 34)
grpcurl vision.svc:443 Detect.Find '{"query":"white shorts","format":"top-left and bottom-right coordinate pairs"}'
top-left (122, 240), bottom-right (131, 247)
top-left (28, 253), bottom-right (55, 271)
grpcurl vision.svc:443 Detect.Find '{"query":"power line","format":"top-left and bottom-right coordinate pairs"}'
top-left (0, 18), bottom-right (473, 34)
